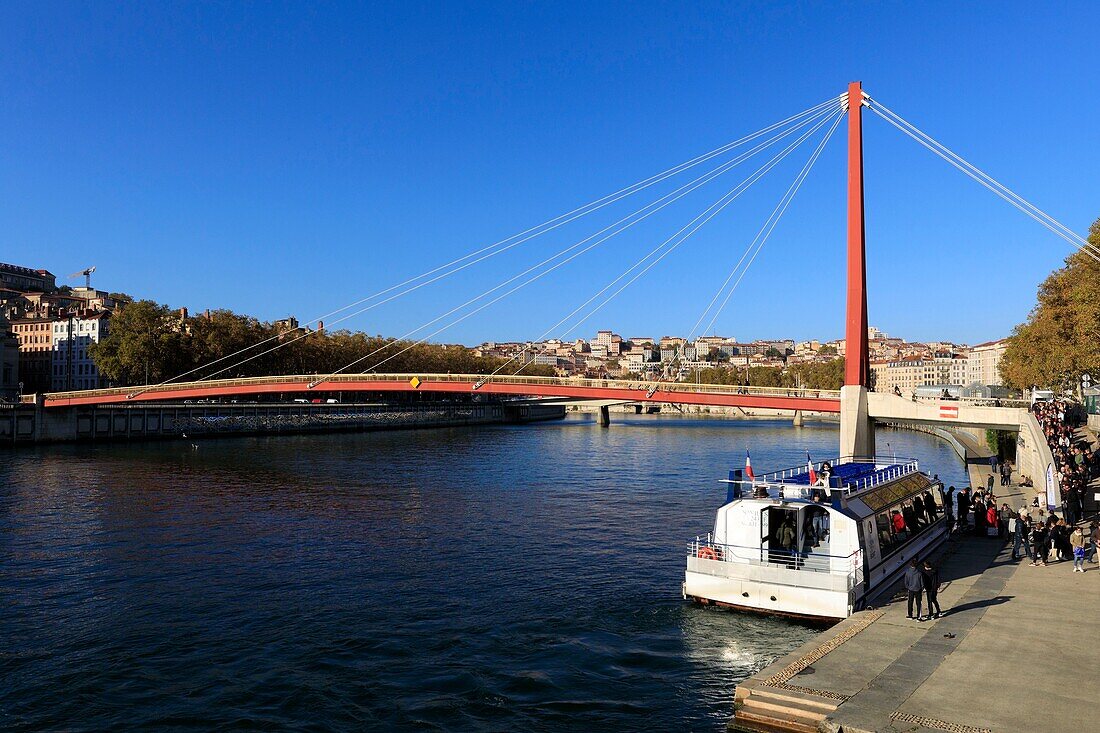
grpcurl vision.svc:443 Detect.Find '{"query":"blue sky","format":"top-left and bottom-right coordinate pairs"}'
top-left (2, 1), bottom-right (1097, 346)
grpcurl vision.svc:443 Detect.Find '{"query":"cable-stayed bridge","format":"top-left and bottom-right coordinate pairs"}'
top-left (41, 374), bottom-right (842, 412)
top-left (25, 82), bottom-right (1095, 467)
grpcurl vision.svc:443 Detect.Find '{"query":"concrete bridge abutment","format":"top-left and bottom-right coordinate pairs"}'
top-left (840, 385), bottom-right (875, 460)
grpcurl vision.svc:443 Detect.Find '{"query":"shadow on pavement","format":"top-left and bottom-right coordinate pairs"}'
top-left (941, 594), bottom-right (1014, 615)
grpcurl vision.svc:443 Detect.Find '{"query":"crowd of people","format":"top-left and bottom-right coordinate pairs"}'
top-left (1033, 399), bottom-right (1100, 525)
top-left (896, 398), bottom-right (1098, 622)
top-left (931, 401), bottom-right (1100, 568)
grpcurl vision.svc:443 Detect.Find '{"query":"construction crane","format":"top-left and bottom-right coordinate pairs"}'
top-left (68, 266), bottom-right (96, 288)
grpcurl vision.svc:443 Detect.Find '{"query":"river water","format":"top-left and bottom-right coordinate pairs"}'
top-left (0, 415), bottom-right (967, 732)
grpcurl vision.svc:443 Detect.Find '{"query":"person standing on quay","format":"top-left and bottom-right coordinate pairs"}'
top-left (921, 560), bottom-right (941, 619)
top-left (1070, 525), bottom-right (1088, 572)
top-left (905, 558), bottom-right (925, 621)
top-left (1013, 510), bottom-right (1033, 562)
top-left (956, 488), bottom-right (971, 533)
top-left (1030, 521), bottom-right (1049, 567)
top-left (996, 503), bottom-right (1011, 539)
top-left (943, 486), bottom-right (956, 534)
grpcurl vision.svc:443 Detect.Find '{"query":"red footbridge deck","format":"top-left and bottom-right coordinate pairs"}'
top-left (37, 374), bottom-right (842, 413)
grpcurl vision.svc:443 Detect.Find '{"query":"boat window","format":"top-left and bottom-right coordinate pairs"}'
top-left (874, 487), bottom-right (944, 556)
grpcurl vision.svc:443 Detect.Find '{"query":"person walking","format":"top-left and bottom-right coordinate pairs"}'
top-left (1000, 461), bottom-right (1011, 486)
top-left (905, 558), bottom-right (925, 620)
top-left (1088, 520), bottom-right (1099, 565)
top-left (921, 560), bottom-right (942, 619)
top-left (1070, 525), bottom-right (1088, 572)
top-left (986, 472), bottom-right (995, 496)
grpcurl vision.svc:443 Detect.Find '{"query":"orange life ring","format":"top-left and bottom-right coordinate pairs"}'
top-left (698, 546), bottom-right (718, 560)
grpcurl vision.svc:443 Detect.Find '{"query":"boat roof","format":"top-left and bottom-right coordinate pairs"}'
top-left (722, 456), bottom-right (936, 510)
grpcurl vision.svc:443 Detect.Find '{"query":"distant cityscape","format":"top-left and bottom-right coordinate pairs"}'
top-left (474, 328), bottom-right (1008, 394)
top-left (0, 260), bottom-right (1008, 399)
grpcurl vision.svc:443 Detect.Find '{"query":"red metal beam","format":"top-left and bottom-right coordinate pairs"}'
top-left (42, 379), bottom-right (840, 413)
top-left (844, 81), bottom-right (870, 388)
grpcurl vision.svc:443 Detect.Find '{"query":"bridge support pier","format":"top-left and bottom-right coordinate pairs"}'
top-left (840, 385), bottom-right (875, 461)
top-left (599, 405), bottom-right (611, 428)
top-left (792, 410), bottom-right (804, 427)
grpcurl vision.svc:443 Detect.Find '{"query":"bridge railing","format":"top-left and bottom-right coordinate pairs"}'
top-left (908, 395), bottom-right (1029, 408)
top-left (43, 373), bottom-right (841, 402)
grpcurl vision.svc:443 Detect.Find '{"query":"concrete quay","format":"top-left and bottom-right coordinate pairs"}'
top-left (732, 450), bottom-right (1099, 733)
top-left (0, 400), bottom-right (566, 444)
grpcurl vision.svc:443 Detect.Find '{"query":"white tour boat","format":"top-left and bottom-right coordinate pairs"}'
top-left (684, 455), bottom-right (947, 621)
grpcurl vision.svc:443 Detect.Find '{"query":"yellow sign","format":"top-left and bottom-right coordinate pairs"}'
top-left (409, 377), bottom-right (422, 389)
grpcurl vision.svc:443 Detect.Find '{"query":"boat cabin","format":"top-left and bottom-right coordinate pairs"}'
top-left (685, 456), bottom-right (947, 620)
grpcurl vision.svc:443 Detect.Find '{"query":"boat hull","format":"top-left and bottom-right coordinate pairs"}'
top-left (684, 524), bottom-right (948, 620)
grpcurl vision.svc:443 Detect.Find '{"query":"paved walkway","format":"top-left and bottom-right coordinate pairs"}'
top-left (737, 451), bottom-right (1099, 733)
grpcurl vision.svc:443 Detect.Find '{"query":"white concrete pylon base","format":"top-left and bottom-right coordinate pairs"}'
top-left (840, 385), bottom-right (875, 460)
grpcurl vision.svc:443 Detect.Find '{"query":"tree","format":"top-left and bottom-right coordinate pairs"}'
top-left (785, 358), bottom-right (845, 390)
top-left (92, 299), bottom-right (557, 386)
top-left (746, 365), bottom-right (783, 387)
top-left (90, 300), bottom-right (190, 384)
top-left (1000, 217), bottom-right (1100, 392)
top-left (818, 345), bottom-right (837, 356)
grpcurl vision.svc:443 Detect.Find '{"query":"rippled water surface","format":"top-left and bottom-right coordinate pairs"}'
top-left (0, 415), bottom-right (967, 731)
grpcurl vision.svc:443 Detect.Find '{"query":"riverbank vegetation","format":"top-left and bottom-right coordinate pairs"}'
top-left (91, 301), bottom-right (553, 386)
top-left (1000, 216), bottom-right (1100, 392)
top-left (693, 358), bottom-right (845, 390)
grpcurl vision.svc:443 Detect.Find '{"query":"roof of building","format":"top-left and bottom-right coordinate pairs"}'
top-left (0, 262), bottom-right (55, 278)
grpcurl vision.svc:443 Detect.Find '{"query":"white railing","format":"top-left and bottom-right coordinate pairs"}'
top-left (727, 455), bottom-right (920, 498)
top-left (910, 395), bottom-right (1029, 408)
top-left (687, 534), bottom-right (864, 589)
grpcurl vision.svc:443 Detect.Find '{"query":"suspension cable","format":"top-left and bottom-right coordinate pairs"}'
top-left (127, 97), bottom-right (842, 398)
top-left (430, 110), bottom-right (845, 385)
top-left (208, 104), bottom-right (840, 386)
top-left (182, 105), bottom-right (840, 387)
top-left (697, 108), bottom-right (847, 338)
top-left (865, 96), bottom-right (1100, 263)
top-left (868, 96), bottom-right (1097, 256)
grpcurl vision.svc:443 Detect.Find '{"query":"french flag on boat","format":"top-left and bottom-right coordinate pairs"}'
top-left (744, 451), bottom-right (755, 482)
top-left (807, 453), bottom-right (817, 485)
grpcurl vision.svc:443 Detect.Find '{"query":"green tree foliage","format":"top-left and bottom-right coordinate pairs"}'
top-left (92, 302), bottom-right (554, 386)
top-left (786, 358), bottom-right (845, 390)
top-left (90, 300), bottom-right (190, 384)
top-left (1000, 217), bottom-right (1100, 391)
top-left (694, 358), bottom-right (844, 389)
